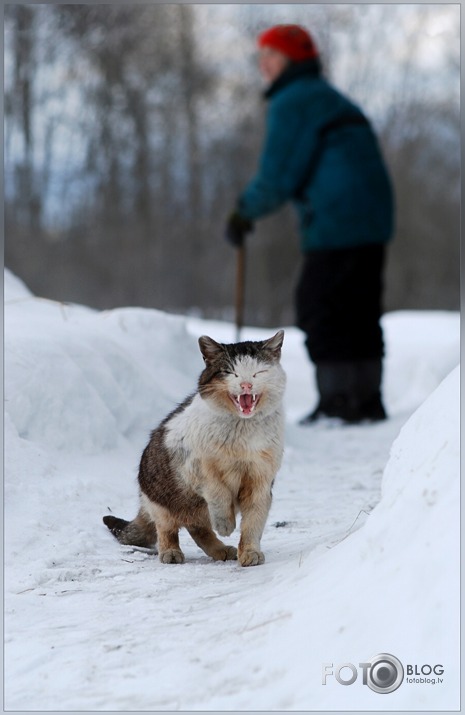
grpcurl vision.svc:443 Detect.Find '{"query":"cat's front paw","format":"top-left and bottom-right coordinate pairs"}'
top-left (212, 514), bottom-right (236, 537)
top-left (239, 549), bottom-right (265, 567)
top-left (159, 548), bottom-right (185, 564)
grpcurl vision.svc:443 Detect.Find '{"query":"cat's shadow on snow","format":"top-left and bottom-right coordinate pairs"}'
top-left (120, 544), bottom-right (237, 567)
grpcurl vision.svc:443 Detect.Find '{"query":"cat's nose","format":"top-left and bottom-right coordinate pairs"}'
top-left (240, 381), bottom-right (253, 393)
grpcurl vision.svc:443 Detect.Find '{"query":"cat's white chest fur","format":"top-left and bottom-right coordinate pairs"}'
top-left (165, 393), bottom-right (284, 458)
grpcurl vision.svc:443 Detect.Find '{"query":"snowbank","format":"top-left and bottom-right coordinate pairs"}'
top-left (4, 268), bottom-right (460, 711)
top-left (264, 367), bottom-right (460, 711)
top-left (5, 270), bottom-right (201, 454)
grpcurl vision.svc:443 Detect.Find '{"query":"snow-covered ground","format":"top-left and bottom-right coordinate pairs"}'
top-left (4, 269), bottom-right (460, 711)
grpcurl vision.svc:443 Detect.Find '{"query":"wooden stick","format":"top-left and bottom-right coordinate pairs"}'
top-left (235, 244), bottom-right (246, 343)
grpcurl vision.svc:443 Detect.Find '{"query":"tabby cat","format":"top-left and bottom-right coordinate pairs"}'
top-left (103, 330), bottom-right (286, 567)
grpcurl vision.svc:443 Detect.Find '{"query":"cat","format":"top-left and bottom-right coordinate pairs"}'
top-left (103, 330), bottom-right (286, 567)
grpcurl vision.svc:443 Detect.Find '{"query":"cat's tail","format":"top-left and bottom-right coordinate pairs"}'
top-left (103, 508), bottom-right (157, 548)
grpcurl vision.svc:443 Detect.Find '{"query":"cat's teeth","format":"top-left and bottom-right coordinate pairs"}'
top-left (230, 392), bottom-right (260, 415)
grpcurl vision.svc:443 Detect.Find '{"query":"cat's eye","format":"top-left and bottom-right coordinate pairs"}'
top-left (253, 370), bottom-right (268, 377)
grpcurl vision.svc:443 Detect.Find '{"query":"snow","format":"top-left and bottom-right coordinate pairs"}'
top-left (4, 268), bottom-right (460, 711)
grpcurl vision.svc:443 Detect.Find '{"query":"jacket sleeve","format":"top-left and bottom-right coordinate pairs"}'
top-left (237, 92), bottom-right (323, 221)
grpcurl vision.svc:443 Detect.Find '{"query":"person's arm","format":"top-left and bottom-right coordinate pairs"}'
top-left (237, 91), bottom-right (323, 220)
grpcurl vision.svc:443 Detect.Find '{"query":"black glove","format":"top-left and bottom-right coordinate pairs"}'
top-left (225, 211), bottom-right (254, 247)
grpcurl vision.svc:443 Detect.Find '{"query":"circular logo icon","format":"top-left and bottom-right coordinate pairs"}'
top-left (367, 653), bottom-right (404, 694)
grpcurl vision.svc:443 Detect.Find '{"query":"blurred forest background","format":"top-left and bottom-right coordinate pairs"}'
top-left (4, 4), bottom-right (460, 327)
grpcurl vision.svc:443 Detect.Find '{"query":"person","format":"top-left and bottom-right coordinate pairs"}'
top-left (225, 24), bottom-right (394, 425)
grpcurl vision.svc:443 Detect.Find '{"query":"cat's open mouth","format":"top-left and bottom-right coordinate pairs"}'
top-left (229, 393), bottom-right (261, 416)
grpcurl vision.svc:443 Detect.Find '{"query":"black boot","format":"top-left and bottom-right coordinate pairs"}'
top-left (352, 359), bottom-right (387, 422)
top-left (299, 359), bottom-right (387, 425)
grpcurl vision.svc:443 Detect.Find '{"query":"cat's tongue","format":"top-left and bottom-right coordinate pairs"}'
top-left (231, 391), bottom-right (260, 416)
top-left (239, 394), bottom-right (254, 411)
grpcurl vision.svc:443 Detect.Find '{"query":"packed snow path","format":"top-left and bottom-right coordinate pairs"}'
top-left (4, 270), bottom-right (460, 710)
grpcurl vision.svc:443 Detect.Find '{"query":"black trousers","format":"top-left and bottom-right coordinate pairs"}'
top-left (295, 244), bottom-right (386, 363)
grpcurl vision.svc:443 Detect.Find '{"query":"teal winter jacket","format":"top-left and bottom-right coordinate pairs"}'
top-left (237, 61), bottom-right (394, 252)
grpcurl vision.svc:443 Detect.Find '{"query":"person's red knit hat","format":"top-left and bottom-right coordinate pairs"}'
top-left (257, 24), bottom-right (319, 62)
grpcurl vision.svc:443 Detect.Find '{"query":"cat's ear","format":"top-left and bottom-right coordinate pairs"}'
top-left (262, 330), bottom-right (285, 359)
top-left (198, 336), bottom-right (224, 363)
